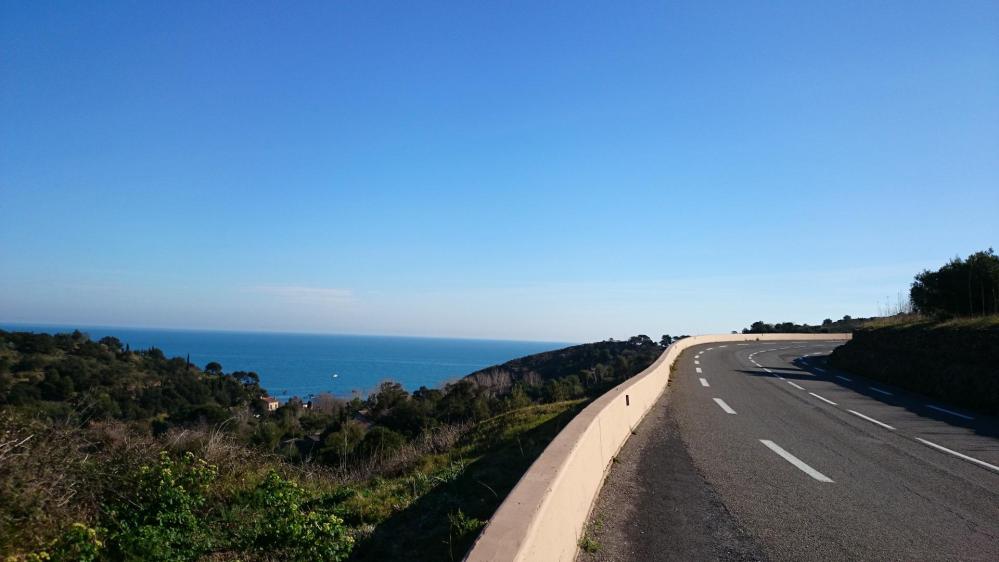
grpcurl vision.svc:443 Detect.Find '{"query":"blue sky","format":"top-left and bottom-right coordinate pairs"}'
top-left (2, 1), bottom-right (997, 341)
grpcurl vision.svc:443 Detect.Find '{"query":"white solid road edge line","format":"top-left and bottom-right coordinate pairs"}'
top-left (713, 398), bottom-right (737, 414)
top-left (914, 437), bottom-right (999, 473)
top-left (809, 392), bottom-right (838, 406)
top-left (699, 377), bottom-right (710, 387)
top-left (848, 409), bottom-right (895, 430)
top-left (926, 405), bottom-right (974, 421)
top-left (759, 440), bottom-right (834, 483)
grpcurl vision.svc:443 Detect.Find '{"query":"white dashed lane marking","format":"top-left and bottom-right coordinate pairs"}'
top-left (760, 440), bottom-right (834, 483)
top-left (914, 438), bottom-right (999, 473)
top-left (848, 410), bottom-right (895, 430)
top-left (926, 405), bottom-right (974, 421)
top-left (809, 392), bottom-right (837, 406)
top-left (713, 398), bottom-right (737, 414)
top-left (699, 378), bottom-right (710, 387)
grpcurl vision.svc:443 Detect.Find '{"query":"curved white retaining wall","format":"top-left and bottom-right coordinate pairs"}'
top-left (466, 333), bottom-right (852, 562)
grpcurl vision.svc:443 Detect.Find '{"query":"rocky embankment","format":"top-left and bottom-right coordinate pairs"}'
top-left (829, 320), bottom-right (999, 415)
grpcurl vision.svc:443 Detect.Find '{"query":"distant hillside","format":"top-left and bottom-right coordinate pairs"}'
top-left (0, 328), bottom-right (665, 561)
top-left (740, 315), bottom-right (873, 334)
top-left (462, 335), bottom-right (664, 395)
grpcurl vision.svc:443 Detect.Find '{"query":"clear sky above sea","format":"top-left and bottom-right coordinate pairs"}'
top-left (1, 1), bottom-right (997, 342)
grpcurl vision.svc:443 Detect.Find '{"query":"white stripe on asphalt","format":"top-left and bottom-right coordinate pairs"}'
top-left (870, 387), bottom-right (893, 396)
top-left (836, 375), bottom-right (852, 382)
top-left (787, 381), bottom-right (805, 390)
top-left (695, 360), bottom-right (700, 365)
top-left (713, 398), bottom-right (736, 414)
top-left (809, 392), bottom-right (837, 406)
top-left (763, 368), bottom-right (772, 373)
top-left (699, 378), bottom-right (710, 387)
top-left (815, 367), bottom-right (827, 373)
top-left (718, 345), bottom-right (728, 348)
top-left (759, 440), bottom-right (834, 483)
top-left (848, 410), bottom-right (895, 430)
top-left (925, 405), bottom-right (974, 421)
top-left (696, 367), bottom-right (702, 373)
top-left (914, 437), bottom-right (999, 473)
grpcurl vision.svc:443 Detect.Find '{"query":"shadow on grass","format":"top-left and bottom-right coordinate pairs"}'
top-left (348, 402), bottom-right (586, 562)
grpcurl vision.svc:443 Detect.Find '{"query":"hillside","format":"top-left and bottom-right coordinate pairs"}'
top-left (0, 329), bottom-right (664, 561)
top-left (740, 315), bottom-right (872, 334)
top-left (462, 335), bottom-right (663, 395)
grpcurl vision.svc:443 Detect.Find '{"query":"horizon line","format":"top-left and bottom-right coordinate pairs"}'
top-left (0, 320), bottom-right (580, 346)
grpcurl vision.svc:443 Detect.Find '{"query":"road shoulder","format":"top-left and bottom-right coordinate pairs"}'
top-left (578, 383), bottom-right (766, 562)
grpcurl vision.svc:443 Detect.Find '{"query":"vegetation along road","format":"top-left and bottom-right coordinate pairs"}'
top-left (582, 340), bottom-right (999, 561)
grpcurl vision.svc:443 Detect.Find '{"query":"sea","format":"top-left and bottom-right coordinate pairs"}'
top-left (1, 324), bottom-right (570, 402)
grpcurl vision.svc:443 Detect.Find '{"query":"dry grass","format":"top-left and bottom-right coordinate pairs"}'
top-left (0, 408), bottom-right (475, 556)
top-left (0, 413), bottom-right (105, 553)
top-left (862, 313), bottom-right (999, 330)
top-left (933, 314), bottom-right (999, 329)
top-left (330, 421), bottom-right (473, 485)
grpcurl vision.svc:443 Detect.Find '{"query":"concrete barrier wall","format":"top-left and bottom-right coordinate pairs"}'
top-left (466, 333), bottom-right (852, 562)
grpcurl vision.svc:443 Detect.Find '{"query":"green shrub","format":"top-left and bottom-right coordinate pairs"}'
top-left (579, 533), bottom-right (601, 553)
top-left (235, 470), bottom-right (354, 561)
top-left (23, 523), bottom-right (103, 562)
top-left (105, 451), bottom-right (217, 561)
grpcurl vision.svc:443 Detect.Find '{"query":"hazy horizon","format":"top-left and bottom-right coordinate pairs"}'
top-left (3, 2), bottom-right (997, 342)
top-left (0, 320), bottom-right (576, 345)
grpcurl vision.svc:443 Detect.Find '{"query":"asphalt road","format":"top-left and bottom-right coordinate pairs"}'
top-left (581, 340), bottom-right (999, 562)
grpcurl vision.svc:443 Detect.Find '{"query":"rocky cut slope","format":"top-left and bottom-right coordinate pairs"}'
top-left (829, 318), bottom-right (999, 415)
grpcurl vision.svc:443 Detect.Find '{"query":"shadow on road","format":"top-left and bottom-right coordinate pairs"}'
top-left (734, 361), bottom-right (999, 441)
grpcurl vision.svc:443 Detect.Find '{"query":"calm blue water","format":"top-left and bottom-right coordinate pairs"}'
top-left (1, 324), bottom-right (569, 401)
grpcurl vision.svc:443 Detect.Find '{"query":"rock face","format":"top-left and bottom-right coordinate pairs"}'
top-left (829, 323), bottom-right (999, 415)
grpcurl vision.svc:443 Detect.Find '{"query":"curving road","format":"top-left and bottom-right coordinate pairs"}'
top-left (581, 340), bottom-right (999, 561)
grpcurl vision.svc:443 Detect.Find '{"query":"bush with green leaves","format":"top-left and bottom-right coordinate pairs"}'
top-left (23, 523), bottom-right (103, 562)
top-left (234, 470), bottom-right (353, 561)
top-left (105, 451), bottom-right (217, 561)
